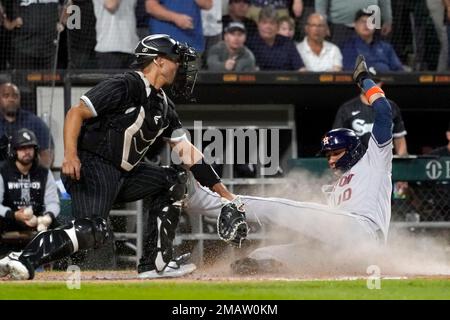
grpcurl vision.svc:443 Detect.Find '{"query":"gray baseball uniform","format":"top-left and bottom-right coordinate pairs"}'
top-left (183, 141), bottom-right (387, 250)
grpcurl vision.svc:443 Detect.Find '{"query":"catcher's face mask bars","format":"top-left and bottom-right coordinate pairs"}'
top-left (171, 43), bottom-right (198, 102)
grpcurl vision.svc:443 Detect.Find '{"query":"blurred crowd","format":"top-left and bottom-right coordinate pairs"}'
top-left (0, 0), bottom-right (449, 72)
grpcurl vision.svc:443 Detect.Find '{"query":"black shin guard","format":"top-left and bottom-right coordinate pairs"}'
top-left (20, 228), bottom-right (74, 273)
top-left (139, 201), bottom-right (182, 273)
top-left (156, 203), bottom-right (182, 270)
top-left (20, 217), bottom-right (108, 273)
top-left (139, 166), bottom-right (186, 273)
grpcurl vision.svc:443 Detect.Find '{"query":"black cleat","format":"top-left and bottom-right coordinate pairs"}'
top-left (353, 55), bottom-right (370, 88)
top-left (230, 257), bottom-right (284, 275)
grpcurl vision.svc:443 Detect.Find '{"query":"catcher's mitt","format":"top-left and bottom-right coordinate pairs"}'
top-left (217, 196), bottom-right (248, 247)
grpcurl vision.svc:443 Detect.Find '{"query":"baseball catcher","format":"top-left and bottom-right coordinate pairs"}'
top-left (0, 34), bottom-right (247, 280)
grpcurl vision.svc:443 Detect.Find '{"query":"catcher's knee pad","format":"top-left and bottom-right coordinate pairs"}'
top-left (66, 217), bottom-right (109, 251)
top-left (164, 165), bottom-right (188, 202)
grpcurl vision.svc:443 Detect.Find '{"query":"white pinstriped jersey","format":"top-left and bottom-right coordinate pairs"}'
top-left (324, 134), bottom-right (393, 237)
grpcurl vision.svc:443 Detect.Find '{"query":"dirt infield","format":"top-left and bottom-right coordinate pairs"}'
top-left (2, 230), bottom-right (448, 284)
top-left (6, 268), bottom-right (447, 283)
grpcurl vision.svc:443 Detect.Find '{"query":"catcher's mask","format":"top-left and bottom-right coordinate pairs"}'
top-left (131, 34), bottom-right (198, 101)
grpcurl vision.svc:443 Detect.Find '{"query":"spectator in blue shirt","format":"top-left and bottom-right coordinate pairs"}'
top-left (246, 5), bottom-right (304, 71)
top-left (0, 83), bottom-right (54, 168)
top-left (146, 0), bottom-right (212, 53)
top-left (342, 9), bottom-right (404, 72)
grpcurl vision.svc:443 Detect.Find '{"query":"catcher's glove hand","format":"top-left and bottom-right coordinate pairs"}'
top-left (217, 196), bottom-right (248, 248)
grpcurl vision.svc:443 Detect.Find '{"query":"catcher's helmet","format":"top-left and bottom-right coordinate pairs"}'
top-left (131, 34), bottom-right (198, 101)
top-left (320, 128), bottom-right (365, 172)
top-left (132, 34), bottom-right (197, 67)
top-left (10, 128), bottom-right (40, 162)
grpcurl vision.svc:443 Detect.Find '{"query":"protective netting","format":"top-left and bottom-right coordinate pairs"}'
top-left (0, 0), bottom-right (62, 71)
top-left (392, 181), bottom-right (450, 222)
top-left (0, 1), bottom-right (448, 72)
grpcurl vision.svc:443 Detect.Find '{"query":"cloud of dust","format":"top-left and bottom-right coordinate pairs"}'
top-left (374, 229), bottom-right (450, 276)
top-left (249, 229), bottom-right (450, 278)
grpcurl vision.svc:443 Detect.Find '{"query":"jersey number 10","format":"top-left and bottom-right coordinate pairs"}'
top-left (336, 174), bottom-right (354, 205)
top-left (337, 188), bottom-right (352, 205)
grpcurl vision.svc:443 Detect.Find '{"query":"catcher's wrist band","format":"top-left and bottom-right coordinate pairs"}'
top-left (190, 161), bottom-right (221, 188)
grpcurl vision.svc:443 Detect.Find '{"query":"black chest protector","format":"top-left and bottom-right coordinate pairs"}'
top-left (1, 162), bottom-right (48, 214)
top-left (79, 73), bottom-right (173, 171)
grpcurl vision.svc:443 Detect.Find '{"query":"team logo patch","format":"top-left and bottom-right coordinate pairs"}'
top-left (125, 107), bottom-right (136, 114)
top-left (322, 136), bottom-right (330, 145)
top-left (23, 132), bottom-right (31, 141)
